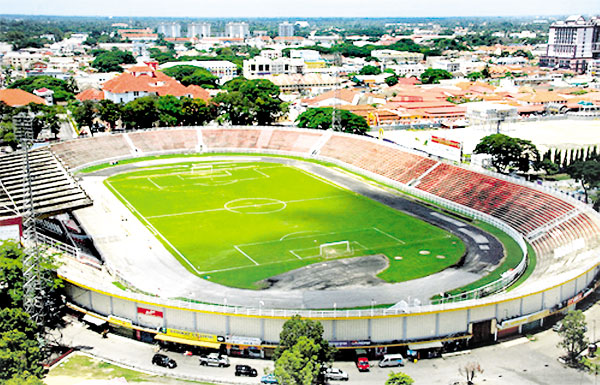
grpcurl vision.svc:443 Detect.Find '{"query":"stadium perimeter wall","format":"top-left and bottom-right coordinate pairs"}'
top-left (54, 127), bottom-right (600, 346)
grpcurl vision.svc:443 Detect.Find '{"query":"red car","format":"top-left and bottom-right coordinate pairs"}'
top-left (356, 357), bottom-right (370, 372)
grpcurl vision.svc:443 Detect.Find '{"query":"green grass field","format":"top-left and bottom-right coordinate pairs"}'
top-left (106, 161), bottom-right (465, 289)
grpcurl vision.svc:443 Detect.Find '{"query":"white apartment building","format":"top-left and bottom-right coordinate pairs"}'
top-left (3, 51), bottom-right (43, 70)
top-left (260, 49), bottom-right (282, 60)
top-left (385, 63), bottom-right (426, 78)
top-left (225, 22), bottom-right (250, 39)
top-left (540, 15), bottom-right (600, 73)
top-left (188, 23), bottom-right (211, 38)
top-left (278, 22), bottom-right (294, 37)
top-left (160, 60), bottom-right (238, 82)
top-left (158, 23), bottom-right (181, 38)
top-left (371, 50), bottom-right (424, 64)
top-left (243, 57), bottom-right (305, 78)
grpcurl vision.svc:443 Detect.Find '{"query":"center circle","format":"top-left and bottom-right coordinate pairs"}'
top-left (224, 198), bottom-right (287, 214)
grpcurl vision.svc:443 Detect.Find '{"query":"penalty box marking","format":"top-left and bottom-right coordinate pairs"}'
top-left (234, 228), bottom-right (405, 264)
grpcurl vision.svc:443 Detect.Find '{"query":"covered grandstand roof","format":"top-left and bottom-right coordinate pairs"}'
top-left (0, 148), bottom-right (92, 218)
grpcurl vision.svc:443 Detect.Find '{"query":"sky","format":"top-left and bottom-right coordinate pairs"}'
top-left (2, 0), bottom-right (599, 18)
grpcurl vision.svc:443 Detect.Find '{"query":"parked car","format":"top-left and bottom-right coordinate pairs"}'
top-left (151, 353), bottom-right (177, 369)
top-left (356, 357), bottom-right (370, 372)
top-left (378, 353), bottom-right (404, 367)
top-left (199, 353), bottom-right (230, 367)
top-left (323, 367), bottom-right (349, 381)
top-left (261, 373), bottom-right (278, 384)
top-left (235, 364), bottom-right (258, 377)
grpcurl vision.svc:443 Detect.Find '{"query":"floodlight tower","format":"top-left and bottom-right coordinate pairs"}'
top-left (331, 52), bottom-right (342, 132)
top-left (13, 112), bottom-right (45, 324)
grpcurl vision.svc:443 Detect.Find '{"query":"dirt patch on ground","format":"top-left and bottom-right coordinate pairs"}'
top-left (260, 254), bottom-right (389, 290)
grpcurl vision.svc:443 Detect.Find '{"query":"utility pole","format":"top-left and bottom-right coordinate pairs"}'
top-left (331, 52), bottom-right (341, 132)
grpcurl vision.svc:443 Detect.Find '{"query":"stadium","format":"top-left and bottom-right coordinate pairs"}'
top-left (4, 126), bottom-right (600, 355)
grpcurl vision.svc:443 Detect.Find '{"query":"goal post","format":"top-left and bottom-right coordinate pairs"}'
top-left (320, 240), bottom-right (352, 259)
top-left (190, 163), bottom-right (214, 175)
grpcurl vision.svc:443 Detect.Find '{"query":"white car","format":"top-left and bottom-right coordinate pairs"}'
top-left (199, 353), bottom-right (230, 367)
top-left (324, 367), bottom-right (349, 381)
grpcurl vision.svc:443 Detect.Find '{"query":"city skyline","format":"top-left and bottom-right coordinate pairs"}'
top-left (2, 0), bottom-right (599, 18)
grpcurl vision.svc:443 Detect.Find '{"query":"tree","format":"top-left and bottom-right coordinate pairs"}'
top-left (385, 75), bottom-right (399, 87)
top-left (162, 65), bottom-right (219, 89)
top-left (557, 310), bottom-right (588, 363)
top-left (467, 71), bottom-right (484, 81)
top-left (567, 159), bottom-right (600, 205)
top-left (90, 48), bottom-right (136, 72)
top-left (359, 65), bottom-right (382, 75)
top-left (4, 372), bottom-right (45, 385)
top-left (72, 100), bottom-right (97, 131)
top-left (213, 78), bottom-right (287, 126)
top-left (385, 371), bottom-right (414, 385)
top-left (121, 96), bottom-right (159, 129)
top-left (0, 242), bottom-right (64, 326)
top-left (156, 95), bottom-right (182, 127)
top-left (420, 68), bottom-right (453, 84)
top-left (296, 107), bottom-right (369, 135)
top-left (97, 100), bottom-right (121, 129)
top-left (274, 315), bottom-right (335, 366)
top-left (274, 336), bottom-right (320, 385)
top-left (459, 362), bottom-right (484, 385)
top-left (180, 97), bottom-right (216, 126)
top-left (9, 76), bottom-right (76, 102)
top-left (474, 133), bottom-right (540, 173)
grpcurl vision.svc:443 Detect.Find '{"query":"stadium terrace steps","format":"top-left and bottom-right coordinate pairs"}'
top-left (50, 135), bottom-right (132, 169)
top-left (46, 128), bottom-right (599, 271)
top-left (0, 148), bottom-right (92, 218)
top-left (128, 129), bottom-right (198, 153)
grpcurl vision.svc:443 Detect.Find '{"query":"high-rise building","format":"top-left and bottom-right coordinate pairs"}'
top-left (225, 22), bottom-right (250, 39)
top-left (540, 15), bottom-right (600, 74)
top-left (157, 22), bottom-right (181, 38)
top-left (278, 22), bottom-right (295, 37)
top-left (188, 22), bottom-right (211, 38)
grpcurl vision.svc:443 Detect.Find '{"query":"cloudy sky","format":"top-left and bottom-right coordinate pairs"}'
top-left (1, 0), bottom-right (598, 18)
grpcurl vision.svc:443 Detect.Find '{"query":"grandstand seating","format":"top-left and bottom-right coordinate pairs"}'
top-left (262, 130), bottom-right (323, 153)
top-left (0, 149), bottom-right (92, 217)
top-left (202, 128), bottom-right (261, 150)
top-left (51, 135), bottom-right (132, 169)
top-left (319, 135), bottom-right (438, 184)
top-left (46, 128), bottom-right (600, 271)
top-left (128, 130), bottom-right (197, 153)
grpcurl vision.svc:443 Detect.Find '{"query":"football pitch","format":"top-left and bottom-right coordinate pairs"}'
top-left (105, 161), bottom-right (465, 289)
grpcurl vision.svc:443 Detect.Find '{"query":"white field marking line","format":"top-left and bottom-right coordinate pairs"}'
top-left (199, 254), bottom-right (319, 274)
top-left (280, 230), bottom-right (320, 241)
top-left (233, 245), bottom-right (259, 265)
top-left (146, 194), bottom-right (345, 219)
top-left (237, 226), bottom-right (371, 248)
top-left (105, 181), bottom-right (202, 275)
top-left (296, 167), bottom-right (346, 191)
top-left (289, 250), bottom-right (303, 260)
top-left (372, 227), bottom-right (406, 245)
top-left (147, 177), bottom-right (163, 190)
top-left (183, 170), bottom-right (232, 180)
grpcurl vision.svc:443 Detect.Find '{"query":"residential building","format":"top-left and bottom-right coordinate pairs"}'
top-left (371, 50), bottom-right (424, 64)
top-left (160, 60), bottom-right (238, 82)
top-left (158, 23), bottom-right (181, 38)
top-left (263, 73), bottom-right (341, 92)
top-left (0, 89), bottom-right (46, 107)
top-left (33, 88), bottom-right (54, 105)
top-left (278, 22), bottom-right (295, 37)
top-left (242, 57), bottom-right (305, 78)
top-left (290, 50), bottom-right (326, 69)
top-left (101, 62), bottom-right (209, 104)
top-left (3, 51), bottom-right (43, 70)
top-left (225, 22), bottom-right (250, 39)
top-left (540, 15), bottom-right (600, 73)
top-left (260, 49), bottom-right (282, 60)
top-left (188, 22), bottom-right (211, 38)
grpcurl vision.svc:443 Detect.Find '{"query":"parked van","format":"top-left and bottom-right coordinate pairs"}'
top-left (378, 354), bottom-right (404, 367)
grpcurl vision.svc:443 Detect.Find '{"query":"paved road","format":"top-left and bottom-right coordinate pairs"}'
top-left (50, 292), bottom-right (600, 385)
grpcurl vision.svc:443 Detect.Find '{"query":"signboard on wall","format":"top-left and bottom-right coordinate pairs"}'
top-left (164, 328), bottom-right (224, 343)
top-left (0, 217), bottom-right (22, 241)
top-left (427, 135), bottom-right (463, 162)
top-left (137, 306), bottom-right (164, 328)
